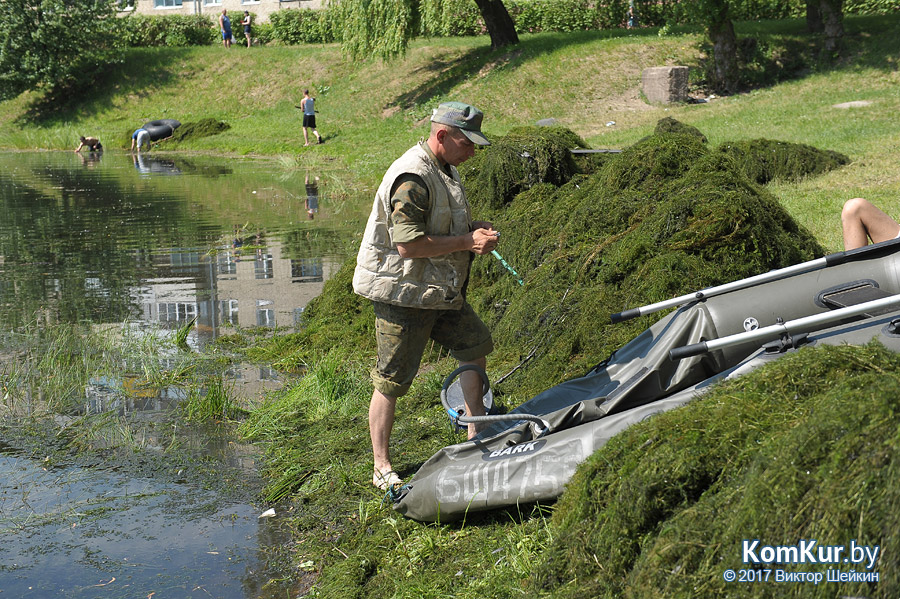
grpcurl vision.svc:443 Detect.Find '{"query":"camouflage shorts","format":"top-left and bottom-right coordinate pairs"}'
top-left (371, 301), bottom-right (493, 398)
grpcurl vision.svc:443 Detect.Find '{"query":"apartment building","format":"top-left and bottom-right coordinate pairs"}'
top-left (119, 0), bottom-right (325, 22)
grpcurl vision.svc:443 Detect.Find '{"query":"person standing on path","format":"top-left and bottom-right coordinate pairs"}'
top-left (300, 89), bottom-right (321, 145)
top-left (352, 101), bottom-right (497, 491)
top-left (219, 9), bottom-right (232, 48)
top-left (241, 11), bottom-right (252, 48)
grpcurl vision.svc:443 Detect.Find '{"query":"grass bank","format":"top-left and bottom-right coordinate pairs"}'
top-left (3, 13), bottom-right (900, 599)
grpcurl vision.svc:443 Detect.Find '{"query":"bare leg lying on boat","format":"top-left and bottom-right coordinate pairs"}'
top-left (842, 197), bottom-right (900, 250)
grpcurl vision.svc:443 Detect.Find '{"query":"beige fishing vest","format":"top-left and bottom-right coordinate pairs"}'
top-left (352, 142), bottom-right (473, 309)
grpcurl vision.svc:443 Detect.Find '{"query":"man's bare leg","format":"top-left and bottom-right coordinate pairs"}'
top-left (369, 389), bottom-right (398, 484)
top-left (459, 357), bottom-right (487, 439)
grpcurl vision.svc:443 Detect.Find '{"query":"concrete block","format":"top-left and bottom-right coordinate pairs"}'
top-left (642, 66), bottom-right (690, 104)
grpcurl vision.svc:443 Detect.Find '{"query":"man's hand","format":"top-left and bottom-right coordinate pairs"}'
top-left (396, 226), bottom-right (499, 259)
top-left (469, 227), bottom-right (499, 255)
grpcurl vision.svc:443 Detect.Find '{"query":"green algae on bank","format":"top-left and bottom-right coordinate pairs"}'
top-left (531, 341), bottom-right (900, 598)
top-left (716, 138), bottom-right (851, 185)
top-left (465, 120), bottom-right (834, 400)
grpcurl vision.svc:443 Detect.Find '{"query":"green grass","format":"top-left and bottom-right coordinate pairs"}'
top-left (4, 13), bottom-right (900, 599)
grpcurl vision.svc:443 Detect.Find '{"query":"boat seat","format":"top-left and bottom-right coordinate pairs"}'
top-left (821, 281), bottom-right (897, 316)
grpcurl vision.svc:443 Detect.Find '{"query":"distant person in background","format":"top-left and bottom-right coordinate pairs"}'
top-left (131, 128), bottom-right (151, 152)
top-left (241, 11), bottom-right (252, 48)
top-left (626, 0), bottom-right (637, 28)
top-left (219, 9), bottom-right (232, 48)
top-left (841, 197), bottom-right (900, 250)
top-left (305, 173), bottom-right (320, 219)
top-left (300, 89), bottom-right (322, 146)
top-left (74, 136), bottom-right (102, 153)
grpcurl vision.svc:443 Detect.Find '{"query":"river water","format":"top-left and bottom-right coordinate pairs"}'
top-left (0, 150), bottom-right (363, 598)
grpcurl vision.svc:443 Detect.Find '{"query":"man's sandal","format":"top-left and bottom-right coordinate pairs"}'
top-left (373, 469), bottom-right (402, 491)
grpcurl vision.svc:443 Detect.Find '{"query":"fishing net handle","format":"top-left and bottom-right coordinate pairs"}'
top-left (440, 365), bottom-right (549, 436)
top-left (440, 364), bottom-right (490, 416)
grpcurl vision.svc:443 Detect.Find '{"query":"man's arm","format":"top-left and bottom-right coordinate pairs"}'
top-left (397, 228), bottom-right (498, 258)
top-left (390, 174), bottom-right (499, 258)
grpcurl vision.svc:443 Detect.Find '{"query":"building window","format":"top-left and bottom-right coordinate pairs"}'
top-left (155, 0), bottom-right (183, 7)
top-left (220, 299), bottom-right (239, 326)
top-left (255, 253), bottom-right (274, 280)
top-left (205, 0), bottom-right (222, 4)
top-left (291, 257), bottom-right (323, 282)
top-left (257, 300), bottom-right (275, 327)
top-left (158, 302), bottom-right (197, 323)
top-left (217, 251), bottom-right (237, 276)
top-left (118, 0), bottom-right (135, 10)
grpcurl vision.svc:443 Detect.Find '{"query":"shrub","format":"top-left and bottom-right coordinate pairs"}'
top-left (115, 13), bottom-right (217, 47)
top-left (510, 0), bottom-right (600, 33)
top-left (269, 8), bottom-right (336, 44)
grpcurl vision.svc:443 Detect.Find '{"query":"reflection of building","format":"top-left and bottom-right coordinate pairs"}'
top-left (131, 239), bottom-right (337, 345)
top-left (215, 240), bottom-right (336, 331)
top-left (125, 238), bottom-right (336, 400)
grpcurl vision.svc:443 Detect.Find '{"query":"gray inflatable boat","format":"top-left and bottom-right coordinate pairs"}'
top-left (393, 239), bottom-right (900, 522)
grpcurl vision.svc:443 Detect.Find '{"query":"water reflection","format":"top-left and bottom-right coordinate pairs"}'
top-left (0, 151), bottom-right (357, 598)
top-left (131, 152), bottom-right (184, 176)
top-left (0, 151), bottom-right (347, 338)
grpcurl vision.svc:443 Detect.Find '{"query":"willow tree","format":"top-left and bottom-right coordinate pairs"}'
top-left (332, 0), bottom-right (518, 61)
top-left (805, 0), bottom-right (845, 55)
top-left (686, 0), bottom-right (739, 94)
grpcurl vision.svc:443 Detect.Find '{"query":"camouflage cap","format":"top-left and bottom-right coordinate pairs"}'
top-left (431, 102), bottom-right (490, 146)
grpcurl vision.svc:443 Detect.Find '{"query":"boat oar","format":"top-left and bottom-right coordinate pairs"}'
top-left (668, 292), bottom-right (900, 361)
top-left (611, 237), bottom-right (900, 324)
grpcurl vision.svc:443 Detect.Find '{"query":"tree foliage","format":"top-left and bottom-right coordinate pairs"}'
top-left (330, 0), bottom-right (517, 61)
top-left (0, 0), bottom-right (119, 102)
top-left (331, 0), bottom-right (417, 60)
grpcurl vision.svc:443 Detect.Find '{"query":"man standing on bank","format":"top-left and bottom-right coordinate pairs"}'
top-left (352, 102), bottom-right (498, 491)
top-left (219, 9), bottom-right (232, 48)
top-left (300, 89), bottom-right (321, 146)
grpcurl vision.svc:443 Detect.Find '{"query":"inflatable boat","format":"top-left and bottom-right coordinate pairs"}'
top-left (393, 238), bottom-right (900, 522)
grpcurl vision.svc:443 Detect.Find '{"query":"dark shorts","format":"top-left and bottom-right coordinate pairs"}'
top-left (222, 29), bottom-right (232, 40)
top-left (372, 301), bottom-right (493, 397)
top-left (303, 114), bottom-right (317, 128)
top-left (244, 25), bottom-right (251, 34)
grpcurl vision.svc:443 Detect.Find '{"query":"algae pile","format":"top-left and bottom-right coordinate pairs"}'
top-left (240, 120), bottom-right (882, 597)
top-left (461, 121), bottom-right (831, 401)
top-left (532, 341), bottom-right (899, 598)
